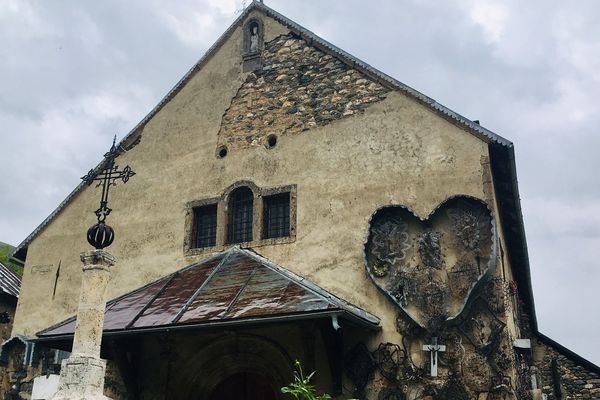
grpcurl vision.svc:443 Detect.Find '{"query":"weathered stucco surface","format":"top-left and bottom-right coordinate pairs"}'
top-left (13, 13), bottom-right (490, 339)
top-left (9, 8), bottom-right (547, 400)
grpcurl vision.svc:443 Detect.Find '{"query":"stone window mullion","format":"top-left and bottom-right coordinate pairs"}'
top-left (255, 193), bottom-right (264, 243)
top-left (216, 200), bottom-right (227, 248)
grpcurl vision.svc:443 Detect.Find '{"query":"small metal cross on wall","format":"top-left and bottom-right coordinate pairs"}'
top-left (81, 136), bottom-right (135, 249)
top-left (422, 337), bottom-right (446, 377)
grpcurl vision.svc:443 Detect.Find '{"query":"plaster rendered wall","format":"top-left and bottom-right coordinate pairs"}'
top-left (11, 10), bottom-right (519, 396)
top-left (15, 7), bottom-right (490, 341)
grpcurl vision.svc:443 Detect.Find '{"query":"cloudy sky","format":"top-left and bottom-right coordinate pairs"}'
top-left (1, 0), bottom-right (599, 365)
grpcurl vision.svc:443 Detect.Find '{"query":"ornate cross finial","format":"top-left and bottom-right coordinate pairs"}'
top-left (81, 135), bottom-right (135, 249)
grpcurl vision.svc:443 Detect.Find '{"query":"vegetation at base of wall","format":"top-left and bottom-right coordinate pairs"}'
top-left (281, 360), bottom-right (332, 400)
top-left (0, 242), bottom-right (23, 276)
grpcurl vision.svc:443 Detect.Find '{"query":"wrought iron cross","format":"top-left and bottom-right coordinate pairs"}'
top-left (422, 337), bottom-right (446, 377)
top-left (81, 136), bottom-right (135, 249)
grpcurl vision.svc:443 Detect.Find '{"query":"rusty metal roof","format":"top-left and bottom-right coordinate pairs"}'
top-left (0, 262), bottom-right (21, 299)
top-left (37, 247), bottom-right (379, 339)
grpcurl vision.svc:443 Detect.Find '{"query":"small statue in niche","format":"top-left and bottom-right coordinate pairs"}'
top-left (249, 24), bottom-right (259, 52)
top-left (242, 19), bottom-right (263, 71)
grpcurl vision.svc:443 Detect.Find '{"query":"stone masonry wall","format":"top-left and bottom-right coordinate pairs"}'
top-left (217, 33), bottom-right (390, 150)
top-left (535, 338), bottom-right (600, 400)
top-left (0, 295), bottom-right (18, 398)
top-left (0, 295), bottom-right (16, 344)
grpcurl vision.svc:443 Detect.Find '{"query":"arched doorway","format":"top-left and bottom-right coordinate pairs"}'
top-left (169, 333), bottom-right (293, 400)
top-left (209, 371), bottom-right (278, 400)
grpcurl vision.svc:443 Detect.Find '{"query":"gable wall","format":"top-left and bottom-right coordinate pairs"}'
top-left (533, 338), bottom-right (600, 399)
top-left (13, 11), bottom-right (493, 348)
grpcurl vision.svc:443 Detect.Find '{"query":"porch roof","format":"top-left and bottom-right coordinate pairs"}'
top-left (36, 247), bottom-right (379, 340)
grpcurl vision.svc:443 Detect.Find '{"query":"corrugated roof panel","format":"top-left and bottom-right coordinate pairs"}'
top-left (0, 262), bottom-right (21, 298)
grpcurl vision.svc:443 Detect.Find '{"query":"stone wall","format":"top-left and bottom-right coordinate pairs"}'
top-left (0, 294), bottom-right (19, 398)
top-left (0, 294), bottom-right (17, 344)
top-left (218, 33), bottom-right (390, 150)
top-left (534, 338), bottom-right (600, 399)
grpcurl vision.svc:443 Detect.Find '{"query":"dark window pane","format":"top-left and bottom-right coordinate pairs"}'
top-left (228, 187), bottom-right (254, 244)
top-left (193, 204), bottom-right (217, 248)
top-left (263, 192), bottom-right (290, 239)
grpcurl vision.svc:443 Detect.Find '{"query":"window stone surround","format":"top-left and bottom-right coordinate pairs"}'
top-left (183, 181), bottom-right (297, 256)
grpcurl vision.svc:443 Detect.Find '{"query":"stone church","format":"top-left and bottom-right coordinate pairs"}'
top-left (7, 1), bottom-right (600, 399)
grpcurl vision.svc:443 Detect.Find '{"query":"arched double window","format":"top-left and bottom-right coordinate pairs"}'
top-left (185, 182), bottom-right (296, 253)
top-left (227, 187), bottom-right (254, 244)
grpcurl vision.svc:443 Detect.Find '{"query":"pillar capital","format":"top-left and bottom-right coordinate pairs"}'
top-left (80, 249), bottom-right (116, 271)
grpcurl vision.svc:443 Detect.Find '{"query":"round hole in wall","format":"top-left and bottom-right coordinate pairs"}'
top-left (266, 134), bottom-right (277, 149)
top-left (217, 146), bottom-right (228, 158)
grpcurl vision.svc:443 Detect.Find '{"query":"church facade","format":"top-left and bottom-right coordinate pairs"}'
top-left (8, 2), bottom-right (600, 399)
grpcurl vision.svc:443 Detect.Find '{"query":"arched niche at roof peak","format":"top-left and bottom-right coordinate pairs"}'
top-left (242, 17), bottom-right (264, 55)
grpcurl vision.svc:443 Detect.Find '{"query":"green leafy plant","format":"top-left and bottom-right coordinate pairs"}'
top-left (281, 360), bottom-right (332, 400)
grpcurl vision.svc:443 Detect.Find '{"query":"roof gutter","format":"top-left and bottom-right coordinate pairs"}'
top-left (34, 309), bottom-right (380, 344)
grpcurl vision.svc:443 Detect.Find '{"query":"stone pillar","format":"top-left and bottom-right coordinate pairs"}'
top-left (52, 250), bottom-right (114, 400)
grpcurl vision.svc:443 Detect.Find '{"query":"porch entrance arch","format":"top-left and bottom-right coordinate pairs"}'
top-left (174, 333), bottom-right (293, 400)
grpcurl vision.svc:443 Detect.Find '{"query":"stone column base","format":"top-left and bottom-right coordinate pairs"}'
top-left (51, 355), bottom-right (112, 400)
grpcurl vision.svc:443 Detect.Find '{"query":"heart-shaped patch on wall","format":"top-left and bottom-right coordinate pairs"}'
top-left (364, 196), bottom-right (498, 332)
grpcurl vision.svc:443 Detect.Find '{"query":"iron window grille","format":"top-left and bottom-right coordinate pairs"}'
top-left (193, 204), bottom-right (218, 248)
top-left (263, 192), bottom-right (290, 239)
top-left (227, 187), bottom-right (254, 244)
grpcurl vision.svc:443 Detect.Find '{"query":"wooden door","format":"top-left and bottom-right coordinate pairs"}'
top-left (208, 372), bottom-right (277, 400)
